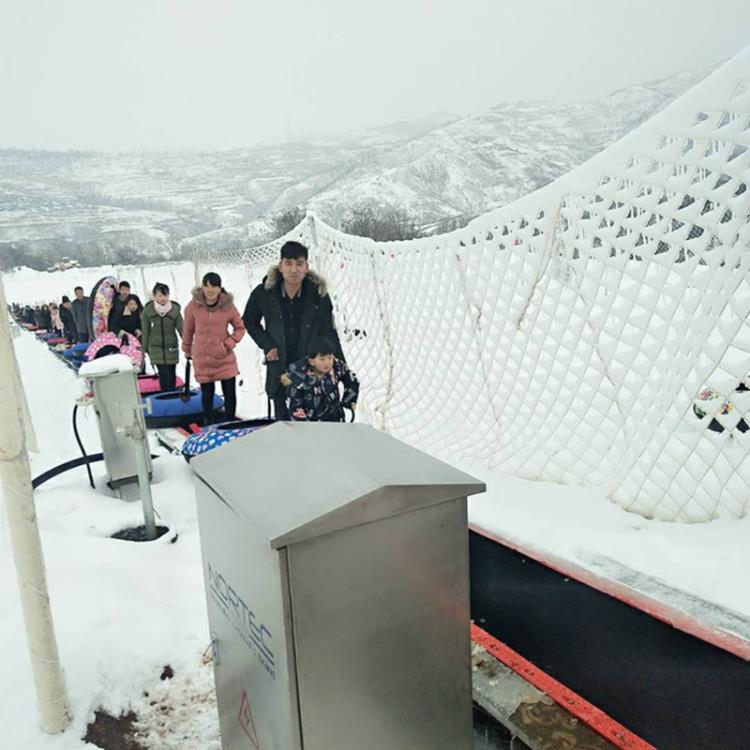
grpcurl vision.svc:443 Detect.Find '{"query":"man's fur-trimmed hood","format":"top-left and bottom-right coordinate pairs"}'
top-left (190, 287), bottom-right (235, 310)
top-left (263, 266), bottom-right (328, 298)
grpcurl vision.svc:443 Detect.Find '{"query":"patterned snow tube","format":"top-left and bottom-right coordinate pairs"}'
top-left (181, 419), bottom-right (275, 461)
top-left (143, 390), bottom-right (224, 429)
top-left (89, 276), bottom-right (117, 341)
top-left (86, 332), bottom-right (143, 369)
top-left (693, 384), bottom-right (749, 434)
top-left (137, 374), bottom-right (185, 396)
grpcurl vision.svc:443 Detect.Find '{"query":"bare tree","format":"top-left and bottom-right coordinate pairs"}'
top-left (0, 243), bottom-right (28, 271)
top-left (273, 206), bottom-right (306, 238)
top-left (341, 202), bottom-right (421, 242)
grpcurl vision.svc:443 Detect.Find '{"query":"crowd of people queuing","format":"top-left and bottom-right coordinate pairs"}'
top-left (12, 288), bottom-right (89, 344)
top-left (10, 241), bottom-right (359, 426)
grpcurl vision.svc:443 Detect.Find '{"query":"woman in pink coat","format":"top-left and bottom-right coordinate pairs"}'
top-left (182, 272), bottom-right (246, 424)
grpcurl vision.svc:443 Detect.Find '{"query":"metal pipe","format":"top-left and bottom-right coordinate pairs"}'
top-left (129, 411), bottom-right (157, 541)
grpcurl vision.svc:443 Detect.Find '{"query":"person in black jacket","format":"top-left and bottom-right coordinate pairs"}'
top-left (39, 304), bottom-right (52, 330)
top-left (282, 336), bottom-right (359, 422)
top-left (59, 296), bottom-right (77, 342)
top-left (71, 286), bottom-right (90, 342)
top-left (116, 294), bottom-right (143, 339)
top-left (242, 241), bottom-right (344, 419)
top-left (108, 280), bottom-right (131, 333)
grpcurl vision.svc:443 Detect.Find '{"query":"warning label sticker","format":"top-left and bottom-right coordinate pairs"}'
top-left (238, 689), bottom-right (260, 749)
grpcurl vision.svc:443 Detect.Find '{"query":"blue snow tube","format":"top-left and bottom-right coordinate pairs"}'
top-left (60, 342), bottom-right (89, 370)
top-left (143, 389), bottom-right (224, 429)
top-left (181, 419), bottom-right (275, 461)
top-left (63, 341), bottom-right (89, 359)
top-left (62, 342), bottom-right (89, 359)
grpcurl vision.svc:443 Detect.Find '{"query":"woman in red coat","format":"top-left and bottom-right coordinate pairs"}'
top-left (182, 272), bottom-right (246, 424)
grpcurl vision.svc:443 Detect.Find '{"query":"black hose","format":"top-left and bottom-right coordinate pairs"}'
top-left (73, 403), bottom-right (96, 489)
top-left (32, 452), bottom-right (160, 490)
top-left (33, 453), bottom-right (105, 489)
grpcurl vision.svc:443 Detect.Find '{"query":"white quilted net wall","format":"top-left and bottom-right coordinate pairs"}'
top-left (196, 51), bottom-right (750, 523)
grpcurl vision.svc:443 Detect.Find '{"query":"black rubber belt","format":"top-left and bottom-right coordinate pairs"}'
top-left (469, 530), bottom-right (750, 750)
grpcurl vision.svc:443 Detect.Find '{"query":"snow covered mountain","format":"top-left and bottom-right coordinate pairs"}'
top-left (307, 69), bottom-right (712, 226)
top-left (0, 68), bottom-right (710, 268)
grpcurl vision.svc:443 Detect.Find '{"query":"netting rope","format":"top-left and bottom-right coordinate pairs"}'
top-left (195, 50), bottom-right (750, 523)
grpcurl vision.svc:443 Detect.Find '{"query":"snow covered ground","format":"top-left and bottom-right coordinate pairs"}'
top-left (468, 471), bottom-right (750, 621)
top-left (0, 332), bottom-right (222, 748)
top-left (4, 261), bottom-right (197, 309)
top-left (2, 288), bottom-right (749, 747)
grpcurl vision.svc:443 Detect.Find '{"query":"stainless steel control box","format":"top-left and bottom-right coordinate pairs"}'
top-left (192, 422), bottom-right (484, 750)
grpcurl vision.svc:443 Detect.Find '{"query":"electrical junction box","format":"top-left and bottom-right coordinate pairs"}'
top-left (191, 421), bottom-right (485, 750)
top-left (79, 355), bottom-right (151, 498)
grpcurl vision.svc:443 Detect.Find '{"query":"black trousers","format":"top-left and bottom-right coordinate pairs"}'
top-left (155, 364), bottom-right (177, 392)
top-left (201, 377), bottom-right (237, 425)
top-left (272, 392), bottom-right (290, 420)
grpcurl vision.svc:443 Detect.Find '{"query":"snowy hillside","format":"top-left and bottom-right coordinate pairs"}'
top-left (308, 69), bottom-right (712, 224)
top-left (0, 68), bottom-right (709, 267)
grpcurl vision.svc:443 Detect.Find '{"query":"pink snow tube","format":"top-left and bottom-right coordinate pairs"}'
top-left (85, 332), bottom-right (144, 369)
top-left (137, 374), bottom-right (185, 395)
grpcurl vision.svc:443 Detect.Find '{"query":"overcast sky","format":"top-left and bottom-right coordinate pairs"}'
top-left (1, 0), bottom-right (748, 151)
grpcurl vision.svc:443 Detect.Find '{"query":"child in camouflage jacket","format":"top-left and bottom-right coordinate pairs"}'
top-left (281, 336), bottom-right (359, 422)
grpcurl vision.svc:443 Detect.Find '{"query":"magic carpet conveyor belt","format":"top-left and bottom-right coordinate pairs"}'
top-left (469, 531), bottom-right (750, 750)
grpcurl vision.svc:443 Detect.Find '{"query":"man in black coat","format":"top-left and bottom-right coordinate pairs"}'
top-left (59, 296), bottom-right (77, 342)
top-left (71, 286), bottom-right (91, 342)
top-left (108, 280), bottom-right (131, 333)
top-left (242, 241), bottom-right (344, 419)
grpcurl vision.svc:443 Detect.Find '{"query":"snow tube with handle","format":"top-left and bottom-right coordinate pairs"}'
top-left (143, 390), bottom-right (224, 429)
top-left (181, 419), bottom-right (275, 461)
top-left (86, 332), bottom-right (143, 369)
top-left (46, 336), bottom-right (69, 346)
top-left (137, 374), bottom-right (185, 396)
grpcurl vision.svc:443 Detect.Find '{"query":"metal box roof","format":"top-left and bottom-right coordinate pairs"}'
top-left (191, 422), bottom-right (485, 548)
